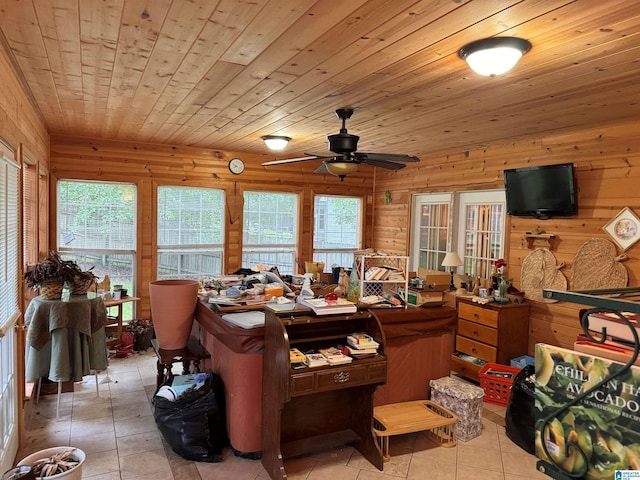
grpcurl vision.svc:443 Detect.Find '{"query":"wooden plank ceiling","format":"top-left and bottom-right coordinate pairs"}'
top-left (1, 0), bottom-right (639, 161)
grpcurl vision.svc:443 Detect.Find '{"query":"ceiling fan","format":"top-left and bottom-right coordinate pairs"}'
top-left (261, 108), bottom-right (420, 180)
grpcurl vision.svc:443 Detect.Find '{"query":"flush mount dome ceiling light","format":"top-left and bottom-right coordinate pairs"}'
top-left (459, 37), bottom-right (531, 77)
top-left (261, 135), bottom-right (291, 150)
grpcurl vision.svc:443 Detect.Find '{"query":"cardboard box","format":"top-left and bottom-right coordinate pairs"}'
top-left (401, 288), bottom-right (444, 307)
top-left (418, 269), bottom-right (451, 292)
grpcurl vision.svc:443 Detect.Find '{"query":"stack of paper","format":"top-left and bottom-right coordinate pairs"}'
top-left (298, 297), bottom-right (357, 315)
top-left (220, 311), bottom-right (265, 329)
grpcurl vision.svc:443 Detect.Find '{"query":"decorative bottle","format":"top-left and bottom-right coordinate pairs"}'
top-left (497, 276), bottom-right (507, 303)
top-left (347, 262), bottom-right (360, 303)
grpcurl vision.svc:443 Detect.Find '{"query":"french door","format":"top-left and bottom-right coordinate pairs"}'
top-left (0, 147), bottom-right (20, 473)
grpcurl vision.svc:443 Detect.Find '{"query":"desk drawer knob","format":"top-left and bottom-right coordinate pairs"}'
top-left (471, 348), bottom-right (477, 354)
top-left (334, 372), bottom-right (350, 383)
top-left (473, 330), bottom-right (479, 336)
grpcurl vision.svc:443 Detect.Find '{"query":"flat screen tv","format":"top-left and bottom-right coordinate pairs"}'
top-left (504, 163), bottom-right (577, 219)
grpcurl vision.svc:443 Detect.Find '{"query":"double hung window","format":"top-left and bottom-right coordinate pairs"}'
top-left (313, 195), bottom-right (361, 270)
top-left (242, 191), bottom-right (297, 274)
top-left (57, 180), bottom-right (137, 296)
top-left (157, 186), bottom-right (224, 279)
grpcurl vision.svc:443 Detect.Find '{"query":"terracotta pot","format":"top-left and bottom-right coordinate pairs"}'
top-left (149, 279), bottom-right (198, 350)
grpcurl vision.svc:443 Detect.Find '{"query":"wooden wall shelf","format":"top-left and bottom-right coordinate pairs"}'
top-left (524, 232), bottom-right (556, 249)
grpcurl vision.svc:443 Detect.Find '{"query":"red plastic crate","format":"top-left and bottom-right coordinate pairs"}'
top-left (478, 363), bottom-right (522, 406)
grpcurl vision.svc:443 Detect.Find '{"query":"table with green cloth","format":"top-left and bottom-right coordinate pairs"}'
top-left (24, 294), bottom-right (108, 383)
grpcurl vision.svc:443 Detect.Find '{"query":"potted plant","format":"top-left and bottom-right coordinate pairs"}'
top-left (70, 267), bottom-right (99, 295)
top-left (23, 252), bottom-right (82, 300)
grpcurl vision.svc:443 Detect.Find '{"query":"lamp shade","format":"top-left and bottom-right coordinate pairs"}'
top-left (459, 37), bottom-right (531, 77)
top-left (261, 135), bottom-right (291, 150)
top-left (325, 162), bottom-right (359, 176)
top-left (441, 251), bottom-right (463, 268)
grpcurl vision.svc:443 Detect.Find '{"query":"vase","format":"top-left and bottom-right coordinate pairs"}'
top-left (495, 277), bottom-right (510, 304)
top-left (17, 446), bottom-right (85, 480)
top-left (149, 279), bottom-right (198, 350)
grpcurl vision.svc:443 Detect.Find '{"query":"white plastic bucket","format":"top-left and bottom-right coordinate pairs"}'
top-left (17, 447), bottom-right (85, 480)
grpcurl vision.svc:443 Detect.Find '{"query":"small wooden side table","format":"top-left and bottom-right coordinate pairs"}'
top-left (104, 296), bottom-right (141, 347)
top-left (373, 400), bottom-right (458, 461)
top-left (151, 336), bottom-right (211, 388)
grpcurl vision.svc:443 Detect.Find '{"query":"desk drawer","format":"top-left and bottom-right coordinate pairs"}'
top-left (458, 302), bottom-right (498, 328)
top-left (456, 335), bottom-right (497, 363)
top-left (450, 353), bottom-right (482, 382)
top-left (290, 361), bottom-right (385, 396)
top-left (458, 319), bottom-right (497, 345)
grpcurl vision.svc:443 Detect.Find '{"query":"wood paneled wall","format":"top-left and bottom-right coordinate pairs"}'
top-left (373, 122), bottom-right (640, 354)
top-left (49, 134), bottom-right (374, 319)
top-left (0, 37), bottom-right (50, 260)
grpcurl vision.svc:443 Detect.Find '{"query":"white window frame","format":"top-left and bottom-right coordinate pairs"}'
top-left (455, 190), bottom-right (506, 278)
top-left (410, 192), bottom-right (452, 273)
top-left (157, 186), bottom-right (225, 279)
top-left (313, 195), bottom-right (362, 271)
top-left (57, 180), bottom-right (137, 299)
top-left (410, 190), bottom-right (506, 278)
top-left (242, 191), bottom-right (298, 274)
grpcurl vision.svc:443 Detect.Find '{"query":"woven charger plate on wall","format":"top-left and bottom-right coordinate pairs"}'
top-left (570, 238), bottom-right (628, 291)
top-left (521, 248), bottom-right (567, 303)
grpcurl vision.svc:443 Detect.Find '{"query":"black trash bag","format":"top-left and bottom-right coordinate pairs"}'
top-left (153, 371), bottom-right (229, 462)
top-left (505, 364), bottom-right (535, 454)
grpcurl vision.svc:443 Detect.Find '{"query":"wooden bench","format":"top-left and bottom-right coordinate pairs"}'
top-left (373, 400), bottom-right (458, 461)
top-left (151, 336), bottom-right (211, 388)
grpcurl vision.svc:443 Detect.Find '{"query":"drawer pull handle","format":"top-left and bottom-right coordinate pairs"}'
top-left (334, 372), bottom-right (350, 383)
top-left (471, 348), bottom-right (477, 354)
top-left (473, 313), bottom-right (479, 318)
top-left (473, 330), bottom-right (479, 336)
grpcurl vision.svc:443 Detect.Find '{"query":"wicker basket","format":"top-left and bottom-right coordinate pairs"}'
top-left (71, 276), bottom-right (94, 295)
top-left (39, 280), bottom-right (64, 300)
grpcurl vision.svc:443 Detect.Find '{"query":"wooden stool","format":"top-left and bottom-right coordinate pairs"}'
top-left (373, 400), bottom-right (458, 461)
top-left (151, 336), bottom-right (211, 388)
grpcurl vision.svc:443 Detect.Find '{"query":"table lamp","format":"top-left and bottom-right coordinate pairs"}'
top-left (441, 251), bottom-right (463, 291)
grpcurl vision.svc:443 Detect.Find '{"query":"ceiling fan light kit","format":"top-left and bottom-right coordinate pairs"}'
top-left (325, 162), bottom-right (359, 176)
top-left (459, 37), bottom-right (531, 77)
top-left (261, 108), bottom-right (419, 181)
top-left (261, 135), bottom-right (291, 150)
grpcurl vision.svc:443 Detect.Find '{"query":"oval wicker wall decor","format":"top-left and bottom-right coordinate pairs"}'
top-left (521, 248), bottom-right (567, 303)
top-left (570, 238), bottom-right (628, 291)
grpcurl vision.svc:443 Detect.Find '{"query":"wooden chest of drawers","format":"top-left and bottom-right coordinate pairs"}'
top-left (451, 298), bottom-right (530, 382)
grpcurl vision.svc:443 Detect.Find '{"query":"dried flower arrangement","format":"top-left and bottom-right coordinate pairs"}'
top-left (23, 252), bottom-right (99, 298)
top-left (23, 252), bottom-right (80, 289)
top-left (30, 448), bottom-right (80, 477)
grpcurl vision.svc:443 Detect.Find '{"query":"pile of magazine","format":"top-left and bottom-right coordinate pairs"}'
top-left (288, 332), bottom-right (381, 369)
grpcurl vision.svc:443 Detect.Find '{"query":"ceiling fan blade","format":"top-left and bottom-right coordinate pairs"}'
top-left (359, 152), bottom-right (420, 163)
top-left (262, 155), bottom-right (328, 166)
top-left (314, 163), bottom-right (329, 173)
top-left (360, 158), bottom-right (407, 170)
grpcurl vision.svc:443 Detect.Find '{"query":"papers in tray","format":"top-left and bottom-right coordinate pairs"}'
top-left (207, 295), bottom-right (241, 306)
top-left (220, 311), bottom-right (265, 329)
top-left (298, 297), bottom-right (357, 315)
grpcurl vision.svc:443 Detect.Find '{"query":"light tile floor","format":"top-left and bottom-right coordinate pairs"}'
top-left (19, 350), bottom-right (549, 480)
